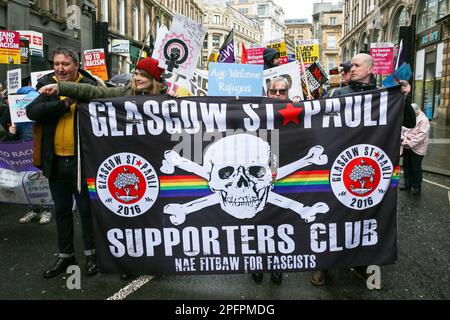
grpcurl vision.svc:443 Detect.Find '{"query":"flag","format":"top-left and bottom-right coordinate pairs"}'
top-left (395, 39), bottom-right (404, 71)
top-left (241, 42), bottom-right (248, 64)
top-left (218, 29), bottom-right (235, 63)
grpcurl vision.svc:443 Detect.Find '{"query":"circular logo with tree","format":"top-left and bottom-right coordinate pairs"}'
top-left (330, 145), bottom-right (393, 210)
top-left (96, 153), bottom-right (159, 217)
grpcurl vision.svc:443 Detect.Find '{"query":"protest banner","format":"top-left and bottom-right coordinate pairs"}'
top-left (0, 30), bottom-right (21, 64)
top-left (153, 14), bottom-right (207, 79)
top-left (263, 61), bottom-right (304, 101)
top-left (8, 92), bottom-right (38, 123)
top-left (295, 39), bottom-right (320, 68)
top-left (208, 63), bottom-right (263, 96)
top-left (17, 31), bottom-right (43, 57)
top-left (84, 49), bottom-right (108, 81)
top-left (78, 87), bottom-right (404, 275)
top-left (0, 141), bottom-right (53, 205)
top-left (7, 68), bottom-right (21, 94)
top-left (370, 43), bottom-right (394, 75)
top-left (30, 70), bottom-right (53, 89)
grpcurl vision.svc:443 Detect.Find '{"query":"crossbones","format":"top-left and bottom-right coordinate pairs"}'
top-left (160, 134), bottom-right (329, 225)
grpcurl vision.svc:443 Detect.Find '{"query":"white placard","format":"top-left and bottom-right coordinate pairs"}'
top-left (7, 68), bottom-right (21, 94)
top-left (30, 70), bottom-right (53, 89)
top-left (436, 43), bottom-right (444, 78)
top-left (263, 61), bottom-right (304, 101)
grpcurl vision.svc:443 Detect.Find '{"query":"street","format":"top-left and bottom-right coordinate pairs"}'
top-left (0, 171), bottom-right (448, 300)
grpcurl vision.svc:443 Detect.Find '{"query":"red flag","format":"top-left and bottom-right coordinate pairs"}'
top-left (241, 42), bottom-right (248, 64)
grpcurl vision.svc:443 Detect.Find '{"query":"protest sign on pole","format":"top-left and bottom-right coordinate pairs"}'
top-left (7, 68), bottom-right (22, 94)
top-left (84, 49), bottom-right (108, 80)
top-left (17, 30), bottom-right (44, 57)
top-left (301, 62), bottom-right (329, 95)
top-left (8, 91), bottom-right (39, 123)
top-left (246, 47), bottom-right (265, 65)
top-left (19, 37), bottom-right (30, 65)
top-left (370, 43), bottom-right (394, 75)
top-left (295, 39), bottom-right (320, 69)
top-left (263, 61), bottom-right (304, 101)
top-left (153, 13), bottom-right (207, 78)
top-left (266, 39), bottom-right (289, 65)
top-left (0, 31), bottom-right (21, 64)
top-left (30, 70), bottom-right (53, 89)
top-left (208, 63), bottom-right (263, 97)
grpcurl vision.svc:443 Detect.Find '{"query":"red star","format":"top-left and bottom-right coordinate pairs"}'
top-left (136, 160), bottom-right (142, 166)
top-left (374, 152), bottom-right (380, 158)
top-left (278, 103), bottom-right (303, 126)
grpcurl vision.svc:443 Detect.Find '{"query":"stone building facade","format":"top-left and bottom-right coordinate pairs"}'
top-left (339, 0), bottom-right (449, 125)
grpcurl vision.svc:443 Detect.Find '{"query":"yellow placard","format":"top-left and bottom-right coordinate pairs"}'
top-left (295, 43), bottom-right (320, 64)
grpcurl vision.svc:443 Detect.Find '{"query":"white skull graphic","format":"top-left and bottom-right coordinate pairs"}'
top-left (204, 134), bottom-right (274, 219)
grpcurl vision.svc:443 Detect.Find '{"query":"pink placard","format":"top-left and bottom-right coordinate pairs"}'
top-left (370, 47), bottom-right (394, 75)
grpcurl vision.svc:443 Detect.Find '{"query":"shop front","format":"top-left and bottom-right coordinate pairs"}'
top-left (413, 25), bottom-right (444, 121)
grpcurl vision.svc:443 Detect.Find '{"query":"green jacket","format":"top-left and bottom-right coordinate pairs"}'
top-left (58, 82), bottom-right (131, 101)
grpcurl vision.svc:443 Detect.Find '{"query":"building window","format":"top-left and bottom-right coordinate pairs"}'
top-left (133, 6), bottom-right (139, 41)
top-left (212, 34), bottom-right (221, 47)
top-left (329, 17), bottom-right (336, 26)
top-left (417, 0), bottom-right (446, 33)
top-left (239, 0), bottom-right (249, 3)
top-left (204, 14), bottom-right (208, 23)
top-left (328, 34), bottom-right (336, 49)
top-left (239, 8), bottom-right (248, 15)
top-left (213, 15), bottom-right (220, 24)
top-left (257, 4), bottom-right (267, 16)
top-left (101, 0), bottom-right (109, 22)
top-left (391, 7), bottom-right (409, 44)
top-left (203, 34), bottom-right (208, 49)
top-left (119, 0), bottom-right (125, 35)
top-left (328, 57), bottom-right (335, 70)
top-left (49, 0), bottom-right (58, 15)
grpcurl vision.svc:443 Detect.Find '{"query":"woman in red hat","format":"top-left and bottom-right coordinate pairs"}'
top-left (38, 57), bottom-right (169, 99)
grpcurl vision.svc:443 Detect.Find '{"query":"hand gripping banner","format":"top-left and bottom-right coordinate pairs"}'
top-left (78, 87), bottom-right (405, 275)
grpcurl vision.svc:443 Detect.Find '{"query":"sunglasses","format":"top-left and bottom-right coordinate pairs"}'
top-left (269, 89), bottom-right (287, 95)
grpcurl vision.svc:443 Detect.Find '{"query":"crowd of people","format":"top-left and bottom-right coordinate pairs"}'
top-left (0, 44), bottom-right (430, 288)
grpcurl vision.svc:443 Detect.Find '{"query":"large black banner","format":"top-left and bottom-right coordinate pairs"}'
top-left (78, 87), bottom-right (405, 275)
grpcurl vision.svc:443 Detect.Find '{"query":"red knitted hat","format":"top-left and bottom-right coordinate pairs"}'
top-left (135, 58), bottom-right (164, 81)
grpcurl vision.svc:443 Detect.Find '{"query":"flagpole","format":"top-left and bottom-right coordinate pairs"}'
top-left (137, 0), bottom-right (164, 65)
top-left (298, 44), bottom-right (313, 100)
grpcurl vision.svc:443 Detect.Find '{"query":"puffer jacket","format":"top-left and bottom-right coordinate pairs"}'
top-left (26, 70), bottom-right (97, 178)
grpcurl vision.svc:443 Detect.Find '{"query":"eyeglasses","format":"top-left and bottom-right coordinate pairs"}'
top-left (269, 89), bottom-right (287, 95)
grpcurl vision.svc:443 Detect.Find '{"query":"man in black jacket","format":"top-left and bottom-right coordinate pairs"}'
top-left (26, 46), bottom-right (99, 278)
top-left (310, 53), bottom-right (416, 287)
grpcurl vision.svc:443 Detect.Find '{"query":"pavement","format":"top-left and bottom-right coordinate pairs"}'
top-left (422, 121), bottom-right (450, 177)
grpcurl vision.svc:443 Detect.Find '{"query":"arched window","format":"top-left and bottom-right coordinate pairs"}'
top-left (417, 0), bottom-right (447, 33)
top-left (119, 0), bottom-right (125, 35)
top-left (133, 5), bottom-right (139, 41)
top-left (391, 7), bottom-right (408, 44)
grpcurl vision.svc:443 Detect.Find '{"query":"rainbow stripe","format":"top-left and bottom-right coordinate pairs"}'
top-left (390, 166), bottom-right (400, 188)
top-left (85, 166), bottom-right (402, 199)
top-left (158, 170), bottom-right (331, 198)
top-left (87, 178), bottom-right (99, 200)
